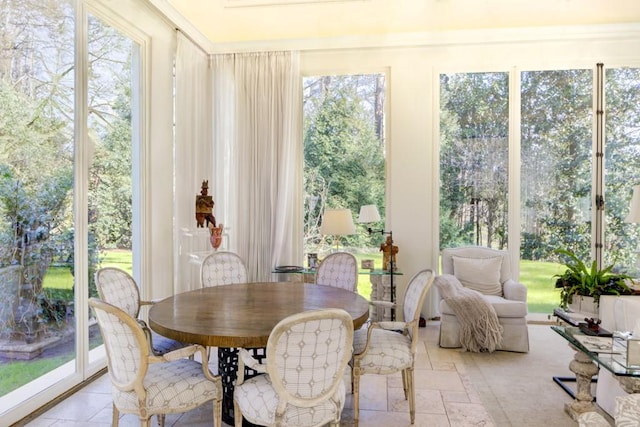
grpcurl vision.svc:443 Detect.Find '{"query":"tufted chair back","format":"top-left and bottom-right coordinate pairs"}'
top-left (315, 252), bottom-right (358, 292)
top-left (200, 251), bottom-right (248, 287)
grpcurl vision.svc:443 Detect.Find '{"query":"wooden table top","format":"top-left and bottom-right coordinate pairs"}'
top-left (148, 282), bottom-right (370, 348)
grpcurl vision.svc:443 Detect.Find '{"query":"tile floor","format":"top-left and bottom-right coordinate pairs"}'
top-left (22, 323), bottom-right (495, 427)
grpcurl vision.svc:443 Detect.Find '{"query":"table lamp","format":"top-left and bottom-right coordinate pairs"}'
top-left (358, 204), bottom-right (396, 271)
top-left (320, 208), bottom-right (355, 251)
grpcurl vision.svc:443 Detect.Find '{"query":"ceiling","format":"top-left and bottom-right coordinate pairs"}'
top-left (166, 0), bottom-right (640, 45)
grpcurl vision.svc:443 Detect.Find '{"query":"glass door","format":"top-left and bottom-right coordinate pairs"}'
top-left (439, 72), bottom-right (509, 251)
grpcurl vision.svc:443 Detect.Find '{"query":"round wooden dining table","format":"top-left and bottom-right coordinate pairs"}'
top-left (148, 281), bottom-right (370, 426)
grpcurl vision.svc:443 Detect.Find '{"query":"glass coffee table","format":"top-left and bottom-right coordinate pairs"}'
top-left (552, 324), bottom-right (640, 420)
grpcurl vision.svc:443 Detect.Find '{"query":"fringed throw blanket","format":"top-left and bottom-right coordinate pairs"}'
top-left (435, 274), bottom-right (503, 353)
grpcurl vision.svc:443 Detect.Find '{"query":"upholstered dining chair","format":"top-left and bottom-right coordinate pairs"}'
top-left (89, 298), bottom-right (223, 427)
top-left (315, 251), bottom-right (358, 292)
top-left (351, 268), bottom-right (435, 425)
top-left (200, 251), bottom-right (248, 287)
top-left (233, 308), bottom-right (354, 427)
top-left (95, 267), bottom-right (187, 356)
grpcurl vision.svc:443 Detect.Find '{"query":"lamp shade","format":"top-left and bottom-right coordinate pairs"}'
top-left (626, 185), bottom-right (640, 224)
top-left (320, 208), bottom-right (356, 236)
top-left (358, 204), bottom-right (381, 224)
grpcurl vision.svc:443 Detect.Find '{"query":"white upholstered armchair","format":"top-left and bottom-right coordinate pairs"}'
top-left (233, 308), bottom-right (354, 427)
top-left (439, 246), bottom-right (529, 353)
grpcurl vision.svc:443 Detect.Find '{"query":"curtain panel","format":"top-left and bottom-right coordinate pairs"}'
top-left (175, 32), bottom-right (213, 293)
top-left (211, 51), bottom-right (302, 281)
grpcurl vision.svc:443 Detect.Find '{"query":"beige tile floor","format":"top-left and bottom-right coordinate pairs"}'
top-left (22, 322), bottom-right (495, 427)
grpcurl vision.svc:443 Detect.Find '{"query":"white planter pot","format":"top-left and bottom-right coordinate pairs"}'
top-left (567, 295), bottom-right (598, 317)
top-left (578, 295), bottom-right (598, 317)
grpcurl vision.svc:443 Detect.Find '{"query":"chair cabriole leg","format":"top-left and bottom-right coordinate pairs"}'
top-left (353, 365), bottom-right (361, 425)
top-left (214, 397), bottom-right (222, 427)
top-left (112, 403), bottom-right (119, 426)
top-left (234, 399), bottom-right (242, 427)
top-left (408, 367), bottom-right (415, 424)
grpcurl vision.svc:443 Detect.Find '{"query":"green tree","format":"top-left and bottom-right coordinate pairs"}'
top-left (303, 75), bottom-right (385, 251)
top-left (439, 72), bottom-right (509, 249)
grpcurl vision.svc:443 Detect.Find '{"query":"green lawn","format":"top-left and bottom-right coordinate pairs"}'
top-left (519, 259), bottom-right (566, 314)
top-left (42, 250), bottom-right (563, 313)
top-left (4, 250), bottom-right (562, 397)
top-left (0, 355), bottom-right (74, 396)
top-left (43, 250), bottom-right (133, 291)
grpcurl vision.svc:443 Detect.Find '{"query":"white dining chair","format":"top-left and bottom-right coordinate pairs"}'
top-left (351, 268), bottom-right (435, 425)
top-left (89, 297), bottom-right (223, 427)
top-left (200, 251), bottom-right (248, 287)
top-left (233, 308), bottom-right (354, 427)
top-left (95, 267), bottom-right (187, 356)
top-left (315, 251), bottom-right (358, 292)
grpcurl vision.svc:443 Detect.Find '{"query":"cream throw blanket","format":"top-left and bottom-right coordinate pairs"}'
top-left (435, 274), bottom-right (503, 353)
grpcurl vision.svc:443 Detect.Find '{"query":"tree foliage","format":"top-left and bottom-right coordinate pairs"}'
top-left (440, 68), bottom-right (640, 274)
top-left (303, 75), bottom-right (386, 251)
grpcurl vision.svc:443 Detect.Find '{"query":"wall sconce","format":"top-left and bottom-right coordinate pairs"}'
top-left (320, 208), bottom-right (355, 251)
top-left (358, 205), bottom-right (397, 271)
top-left (358, 204), bottom-right (398, 320)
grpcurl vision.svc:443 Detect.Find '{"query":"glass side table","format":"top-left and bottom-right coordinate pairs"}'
top-left (551, 325), bottom-right (640, 420)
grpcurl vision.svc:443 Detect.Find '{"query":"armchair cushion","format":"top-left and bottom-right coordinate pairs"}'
top-left (503, 279), bottom-right (528, 302)
top-left (452, 255), bottom-right (503, 296)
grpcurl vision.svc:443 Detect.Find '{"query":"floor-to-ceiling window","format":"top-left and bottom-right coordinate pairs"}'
top-left (86, 12), bottom-right (137, 362)
top-left (439, 65), bottom-right (640, 314)
top-left (439, 72), bottom-right (509, 249)
top-left (303, 73), bottom-right (386, 296)
top-left (603, 67), bottom-right (640, 275)
top-left (0, 0), bottom-right (77, 408)
top-left (0, 1), bottom-right (142, 422)
top-left (520, 69), bottom-right (593, 312)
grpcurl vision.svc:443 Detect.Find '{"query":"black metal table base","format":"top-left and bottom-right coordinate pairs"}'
top-left (219, 347), bottom-right (266, 427)
top-left (553, 375), bottom-right (597, 400)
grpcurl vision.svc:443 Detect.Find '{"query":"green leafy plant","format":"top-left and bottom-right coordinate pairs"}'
top-left (554, 248), bottom-right (632, 308)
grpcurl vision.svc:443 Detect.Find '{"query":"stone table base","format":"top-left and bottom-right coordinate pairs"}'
top-left (565, 348), bottom-right (599, 421)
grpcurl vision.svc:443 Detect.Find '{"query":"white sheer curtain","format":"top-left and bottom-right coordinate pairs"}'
top-left (174, 32), bottom-right (212, 293)
top-left (211, 51), bottom-right (302, 281)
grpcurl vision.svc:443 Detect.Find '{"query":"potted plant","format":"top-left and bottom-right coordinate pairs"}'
top-left (554, 248), bottom-right (633, 313)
